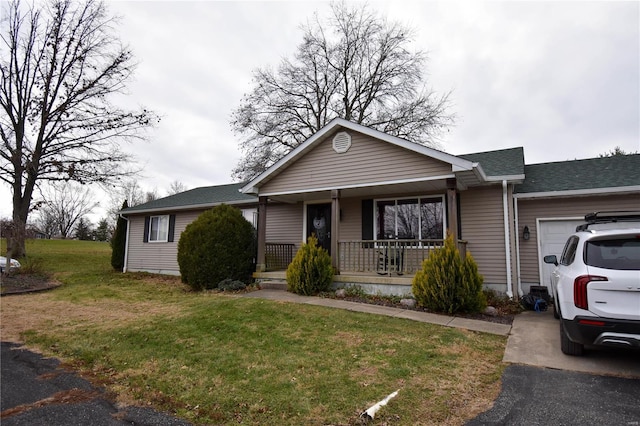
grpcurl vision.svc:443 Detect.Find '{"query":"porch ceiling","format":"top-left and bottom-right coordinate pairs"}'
top-left (265, 178), bottom-right (455, 203)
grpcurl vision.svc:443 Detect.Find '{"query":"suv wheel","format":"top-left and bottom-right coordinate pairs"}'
top-left (560, 319), bottom-right (584, 356)
top-left (552, 299), bottom-right (559, 320)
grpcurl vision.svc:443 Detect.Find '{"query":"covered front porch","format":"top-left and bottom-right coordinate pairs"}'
top-left (263, 238), bottom-right (468, 276)
top-left (256, 238), bottom-right (468, 295)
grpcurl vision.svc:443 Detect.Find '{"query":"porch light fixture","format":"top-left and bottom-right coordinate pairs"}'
top-left (523, 226), bottom-right (530, 241)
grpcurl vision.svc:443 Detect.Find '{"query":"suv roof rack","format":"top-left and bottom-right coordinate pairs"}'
top-left (576, 211), bottom-right (640, 231)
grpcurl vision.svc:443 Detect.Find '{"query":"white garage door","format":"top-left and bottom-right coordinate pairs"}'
top-left (537, 219), bottom-right (584, 287)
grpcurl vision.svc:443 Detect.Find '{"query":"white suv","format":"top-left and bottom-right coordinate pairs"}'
top-left (543, 212), bottom-right (640, 356)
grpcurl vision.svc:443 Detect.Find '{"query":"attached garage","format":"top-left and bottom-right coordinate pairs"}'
top-left (514, 154), bottom-right (640, 296)
top-left (536, 218), bottom-right (584, 288)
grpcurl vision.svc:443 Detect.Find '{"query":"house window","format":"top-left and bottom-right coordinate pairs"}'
top-left (375, 197), bottom-right (444, 240)
top-left (149, 215), bottom-right (169, 242)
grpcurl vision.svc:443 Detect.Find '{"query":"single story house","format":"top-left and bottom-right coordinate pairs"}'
top-left (120, 118), bottom-right (640, 296)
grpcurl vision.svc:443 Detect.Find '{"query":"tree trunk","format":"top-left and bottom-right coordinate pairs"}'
top-left (7, 209), bottom-right (27, 260)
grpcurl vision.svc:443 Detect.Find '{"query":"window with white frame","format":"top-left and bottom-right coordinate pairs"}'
top-left (149, 215), bottom-right (169, 242)
top-left (375, 196), bottom-right (444, 240)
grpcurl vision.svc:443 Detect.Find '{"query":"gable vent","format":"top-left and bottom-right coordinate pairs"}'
top-left (332, 131), bottom-right (352, 153)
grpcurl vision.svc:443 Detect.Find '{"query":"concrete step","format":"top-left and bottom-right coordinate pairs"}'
top-left (258, 279), bottom-right (287, 290)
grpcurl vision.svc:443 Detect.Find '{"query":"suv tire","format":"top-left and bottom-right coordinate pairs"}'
top-left (560, 319), bottom-right (584, 356)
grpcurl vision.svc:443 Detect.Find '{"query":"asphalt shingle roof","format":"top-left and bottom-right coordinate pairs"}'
top-left (460, 147), bottom-right (525, 177)
top-left (515, 154), bottom-right (640, 194)
top-left (120, 182), bottom-right (256, 214)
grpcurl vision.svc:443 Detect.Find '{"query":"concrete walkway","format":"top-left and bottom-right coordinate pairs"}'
top-left (240, 289), bottom-right (512, 336)
top-left (504, 310), bottom-right (640, 378)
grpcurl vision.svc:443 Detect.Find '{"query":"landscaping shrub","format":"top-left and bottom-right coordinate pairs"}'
top-left (178, 204), bottom-right (256, 291)
top-left (286, 235), bottom-right (333, 295)
top-left (218, 278), bottom-right (247, 292)
top-left (110, 200), bottom-right (128, 271)
top-left (412, 234), bottom-right (486, 314)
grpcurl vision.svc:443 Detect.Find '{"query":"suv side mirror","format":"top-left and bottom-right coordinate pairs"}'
top-left (543, 255), bottom-right (558, 266)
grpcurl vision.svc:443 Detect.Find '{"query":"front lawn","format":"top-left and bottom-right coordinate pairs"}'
top-left (1, 239), bottom-right (506, 425)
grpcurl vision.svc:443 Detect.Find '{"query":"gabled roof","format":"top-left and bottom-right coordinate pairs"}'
top-left (460, 147), bottom-right (525, 179)
top-left (240, 118), bottom-right (485, 194)
top-left (515, 154), bottom-right (640, 197)
top-left (120, 182), bottom-right (256, 215)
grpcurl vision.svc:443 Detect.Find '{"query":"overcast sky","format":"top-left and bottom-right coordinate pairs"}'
top-left (2, 0), bottom-right (639, 223)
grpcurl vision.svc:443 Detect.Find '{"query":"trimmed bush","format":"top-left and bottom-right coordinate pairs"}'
top-left (177, 204), bottom-right (256, 291)
top-left (110, 200), bottom-right (128, 271)
top-left (286, 235), bottom-right (333, 296)
top-left (218, 279), bottom-right (247, 292)
top-left (412, 234), bottom-right (486, 314)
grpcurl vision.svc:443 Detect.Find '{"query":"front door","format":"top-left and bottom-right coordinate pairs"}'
top-left (307, 203), bottom-right (331, 254)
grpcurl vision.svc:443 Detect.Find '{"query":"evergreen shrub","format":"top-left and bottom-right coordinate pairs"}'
top-left (218, 278), bottom-right (247, 292)
top-left (110, 200), bottom-right (128, 271)
top-left (412, 233), bottom-right (486, 314)
top-left (178, 204), bottom-right (256, 291)
top-left (286, 235), bottom-right (333, 295)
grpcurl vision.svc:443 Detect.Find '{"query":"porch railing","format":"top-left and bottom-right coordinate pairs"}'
top-left (263, 240), bottom-right (468, 276)
top-left (265, 243), bottom-right (295, 271)
top-left (338, 239), bottom-right (467, 276)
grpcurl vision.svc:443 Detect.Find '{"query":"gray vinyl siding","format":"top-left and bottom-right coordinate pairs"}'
top-left (337, 197), bottom-right (363, 241)
top-left (126, 211), bottom-right (202, 274)
top-left (260, 130), bottom-right (453, 194)
top-left (517, 194), bottom-right (640, 284)
top-left (459, 186), bottom-right (508, 286)
top-left (126, 207), bottom-right (257, 275)
top-left (265, 203), bottom-right (304, 248)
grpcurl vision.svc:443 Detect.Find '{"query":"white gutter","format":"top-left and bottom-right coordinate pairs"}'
top-left (513, 197), bottom-right (524, 297)
top-left (502, 180), bottom-right (513, 298)
top-left (120, 214), bottom-right (130, 273)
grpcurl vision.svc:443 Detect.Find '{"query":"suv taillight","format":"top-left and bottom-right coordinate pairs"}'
top-left (573, 275), bottom-right (608, 310)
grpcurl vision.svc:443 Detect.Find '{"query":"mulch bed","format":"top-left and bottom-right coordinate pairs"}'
top-left (327, 294), bottom-right (516, 325)
top-left (1, 274), bottom-right (60, 296)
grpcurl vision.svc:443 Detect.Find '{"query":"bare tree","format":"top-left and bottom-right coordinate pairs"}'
top-left (38, 182), bottom-right (97, 238)
top-left (34, 206), bottom-right (58, 238)
top-left (231, 1), bottom-right (453, 180)
top-left (0, 0), bottom-right (158, 259)
top-left (167, 180), bottom-right (187, 196)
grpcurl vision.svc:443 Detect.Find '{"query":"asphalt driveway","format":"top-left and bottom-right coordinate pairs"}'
top-left (467, 364), bottom-right (640, 425)
top-left (0, 342), bottom-right (190, 426)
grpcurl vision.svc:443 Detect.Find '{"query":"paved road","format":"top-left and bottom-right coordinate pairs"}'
top-left (467, 364), bottom-right (640, 426)
top-left (1, 342), bottom-right (190, 426)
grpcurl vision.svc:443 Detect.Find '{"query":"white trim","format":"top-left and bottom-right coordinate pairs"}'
top-left (514, 185), bottom-right (640, 200)
top-left (121, 199), bottom-right (256, 216)
top-left (122, 214), bottom-right (130, 273)
top-left (240, 118), bottom-right (477, 194)
top-left (486, 174), bottom-right (526, 183)
top-left (148, 215), bottom-right (170, 243)
top-left (260, 174), bottom-right (456, 198)
top-left (535, 216), bottom-right (582, 288)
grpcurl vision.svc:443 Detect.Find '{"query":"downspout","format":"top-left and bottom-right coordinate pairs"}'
top-left (120, 214), bottom-right (130, 273)
top-left (513, 197), bottom-right (524, 297)
top-left (502, 181), bottom-right (513, 298)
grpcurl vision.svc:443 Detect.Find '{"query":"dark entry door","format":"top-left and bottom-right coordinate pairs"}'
top-left (307, 203), bottom-right (331, 254)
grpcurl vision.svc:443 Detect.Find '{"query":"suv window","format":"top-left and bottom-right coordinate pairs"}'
top-left (585, 237), bottom-right (640, 271)
top-left (559, 236), bottom-right (579, 265)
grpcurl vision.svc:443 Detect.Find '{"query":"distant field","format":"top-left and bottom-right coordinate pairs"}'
top-left (1, 239), bottom-right (506, 425)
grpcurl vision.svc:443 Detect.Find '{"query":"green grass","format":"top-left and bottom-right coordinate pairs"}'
top-left (4, 239), bottom-right (507, 425)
